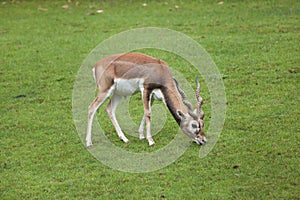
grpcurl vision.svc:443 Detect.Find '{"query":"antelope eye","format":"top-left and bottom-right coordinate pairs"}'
top-left (191, 123), bottom-right (198, 129)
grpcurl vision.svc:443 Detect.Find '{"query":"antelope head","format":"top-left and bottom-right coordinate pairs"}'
top-left (174, 77), bottom-right (206, 145)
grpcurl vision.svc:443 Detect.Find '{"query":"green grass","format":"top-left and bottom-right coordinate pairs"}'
top-left (1, 0), bottom-right (299, 199)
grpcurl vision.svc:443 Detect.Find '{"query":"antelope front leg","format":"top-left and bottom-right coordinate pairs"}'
top-left (138, 114), bottom-right (146, 140)
top-left (145, 112), bottom-right (155, 146)
top-left (143, 90), bottom-right (155, 146)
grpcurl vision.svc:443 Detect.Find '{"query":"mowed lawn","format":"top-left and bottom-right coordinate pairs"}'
top-left (0, 0), bottom-right (299, 199)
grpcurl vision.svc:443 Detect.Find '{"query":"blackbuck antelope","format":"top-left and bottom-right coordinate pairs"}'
top-left (86, 52), bottom-right (206, 147)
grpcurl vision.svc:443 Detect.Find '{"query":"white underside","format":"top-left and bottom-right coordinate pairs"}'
top-left (114, 78), bottom-right (144, 96)
top-left (113, 78), bottom-right (164, 101)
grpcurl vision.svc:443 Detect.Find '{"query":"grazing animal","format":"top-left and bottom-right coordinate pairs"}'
top-left (86, 52), bottom-right (206, 147)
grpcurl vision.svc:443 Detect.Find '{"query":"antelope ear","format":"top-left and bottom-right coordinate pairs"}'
top-left (177, 110), bottom-right (187, 120)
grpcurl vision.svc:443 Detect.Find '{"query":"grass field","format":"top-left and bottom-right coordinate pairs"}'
top-left (1, 0), bottom-right (299, 199)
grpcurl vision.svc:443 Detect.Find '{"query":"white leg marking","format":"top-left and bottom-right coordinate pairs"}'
top-left (138, 114), bottom-right (146, 140)
top-left (145, 92), bottom-right (155, 146)
top-left (146, 116), bottom-right (155, 146)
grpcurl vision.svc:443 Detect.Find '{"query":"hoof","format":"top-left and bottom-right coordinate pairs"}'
top-left (86, 141), bottom-right (93, 148)
top-left (120, 137), bottom-right (129, 143)
top-left (148, 138), bottom-right (155, 146)
top-left (139, 135), bottom-right (145, 140)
